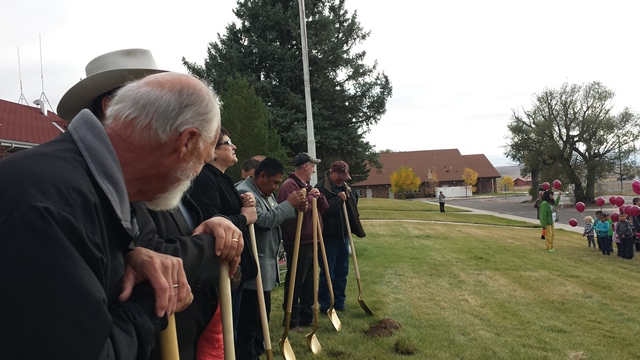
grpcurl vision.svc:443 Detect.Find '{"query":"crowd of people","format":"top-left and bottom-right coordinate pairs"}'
top-left (582, 197), bottom-right (640, 260)
top-left (0, 48), bottom-right (365, 360)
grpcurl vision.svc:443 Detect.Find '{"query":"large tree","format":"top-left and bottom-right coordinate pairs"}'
top-left (183, 0), bottom-right (392, 182)
top-left (505, 82), bottom-right (640, 203)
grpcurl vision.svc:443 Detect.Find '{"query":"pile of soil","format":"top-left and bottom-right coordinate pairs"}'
top-left (364, 317), bottom-right (402, 337)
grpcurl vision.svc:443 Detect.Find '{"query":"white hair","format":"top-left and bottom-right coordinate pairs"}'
top-left (103, 72), bottom-right (219, 144)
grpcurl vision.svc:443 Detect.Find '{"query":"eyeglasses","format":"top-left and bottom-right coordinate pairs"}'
top-left (218, 140), bottom-right (234, 147)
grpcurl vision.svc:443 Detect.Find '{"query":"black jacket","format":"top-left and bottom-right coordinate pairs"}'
top-left (315, 173), bottom-right (366, 242)
top-left (0, 130), bottom-right (161, 359)
top-left (133, 197), bottom-right (220, 360)
top-left (190, 163), bottom-right (257, 282)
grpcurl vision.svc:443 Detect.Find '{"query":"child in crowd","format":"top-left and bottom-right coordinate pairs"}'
top-left (632, 198), bottom-right (640, 252)
top-left (583, 216), bottom-right (596, 249)
top-left (606, 213), bottom-right (614, 255)
top-left (612, 219), bottom-right (620, 257)
top-left (594, 210), bottom-right (603, 251)
top-left (616, 212), bottom-right (635, 259)
top-left (595, 212), bottom-right (611, 255)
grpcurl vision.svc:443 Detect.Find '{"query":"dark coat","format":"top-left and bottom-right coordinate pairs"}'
top-left (316, 173), bottom-right (366, 242)
top-left (0, 130), bottom-right (161, 359)
top-left (133, 196), bottom-right (220, 360)
top-left (277, 173), bottom-right (329, 246)
top-left (190, 163), bottom-right (257, 282)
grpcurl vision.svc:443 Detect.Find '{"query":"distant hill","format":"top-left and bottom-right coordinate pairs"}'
top-left (495, 165), bottom-right (523, 179)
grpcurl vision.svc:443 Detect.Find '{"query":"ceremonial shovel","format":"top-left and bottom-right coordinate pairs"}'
top-left (342, 202), bottom-right (373, 316)
top-left (248, 224), bottom-right (273, 360)
top-left (279, 189), bottom-right (306, 360)
top-left (219, 262), bottom-right (235, 359)
top-left (316, 216), bottom-right (342, 331)
top-left (305, 198), bottom-right (322, 353)
top-left (160, 315), bottom-right (179, 360)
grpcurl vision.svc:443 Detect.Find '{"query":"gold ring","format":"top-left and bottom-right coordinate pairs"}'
top-left (172, 284), bottom-right (178, 289)
top-left (231, 238), bottom-right (239, 242)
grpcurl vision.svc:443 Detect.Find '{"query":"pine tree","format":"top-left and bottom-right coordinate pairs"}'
top-left (183, 0), bottom-right (392, 182)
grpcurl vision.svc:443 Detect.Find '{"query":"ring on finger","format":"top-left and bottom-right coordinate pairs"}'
top-left (231, 238), bottom-right (239, 242)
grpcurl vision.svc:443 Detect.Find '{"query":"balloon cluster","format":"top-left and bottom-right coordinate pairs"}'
top-left (541, 180), bottom-right (562, 191)
top-left (571, 196), bottom-right (640, 227)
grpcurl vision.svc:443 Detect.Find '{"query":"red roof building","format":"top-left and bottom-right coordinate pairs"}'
top-left (0, 99), bottom-right (67, 157)
top-left (353, 149), bottom-right (501, 199)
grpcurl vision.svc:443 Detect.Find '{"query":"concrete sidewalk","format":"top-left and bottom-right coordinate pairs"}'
top-left (424, 200), bottom-right (584, 234)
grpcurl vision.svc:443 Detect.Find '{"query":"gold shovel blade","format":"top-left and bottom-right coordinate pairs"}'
top-left (305, 332), bottom-right (322, 354)
top-left (279, 337), bottom-right (296, 360)
top-left (327, 308), bottom-right (342, 331)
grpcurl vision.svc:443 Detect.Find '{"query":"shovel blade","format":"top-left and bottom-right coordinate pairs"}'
top-left (279, 337), bottom-right (296, 360)
top-left (305, 333), bottom-right (322, 354)
top-left (327, 309), bottom-right (342, 331)
top-left (359, 298), bottom-right (374, 316)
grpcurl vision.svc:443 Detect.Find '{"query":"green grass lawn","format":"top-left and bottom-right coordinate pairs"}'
top-left (265, 198), bottom-right (640, 359)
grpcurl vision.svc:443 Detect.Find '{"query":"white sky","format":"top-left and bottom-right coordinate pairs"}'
top-left (2, 0), bottom-right (639, 167)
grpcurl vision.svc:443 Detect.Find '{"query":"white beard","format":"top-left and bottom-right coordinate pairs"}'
top-left (144, 161), bottom-right (198, 211)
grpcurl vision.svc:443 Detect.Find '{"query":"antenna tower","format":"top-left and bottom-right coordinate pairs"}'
top-left (37, 34), bottom-right (54, 112)
top-left (17, 47), bottom-right (29, 105)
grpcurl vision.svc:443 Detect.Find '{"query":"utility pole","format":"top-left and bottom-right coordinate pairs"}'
top-left (297, 0), bottom-right (318, 185)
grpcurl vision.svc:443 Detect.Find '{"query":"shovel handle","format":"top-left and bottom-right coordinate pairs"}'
top-left (248, 224), bottom-right (272, 355)
top-left (159, 314), bottom-right (179, 360)
top-left (219, 263), bottom-right (235, 360)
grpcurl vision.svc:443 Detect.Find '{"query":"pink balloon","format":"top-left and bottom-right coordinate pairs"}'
top-left (595, 197), bottom-right (605, 207)
top-left (553, 180), bottom-right (562, 189)
top-left (611, 212), bottom-right (620, 222)
top-left (569, 218), bottom-right (578, 227)
top-left (609, 196), bottom-right (617, 205)
top-left (620, 206), bottom-right (626, 214)
top-left (615, 196), bottom-right (625, 207)
top-left (542, 182), bottom-right (550, 191)
top-left (575, 202), bottom-right (586, 212)
top-left (631, 206), bottom-right (640, 217)
top-left (634, 181), bottom-right (640, 195)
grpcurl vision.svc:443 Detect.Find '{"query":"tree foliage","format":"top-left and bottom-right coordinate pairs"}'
top-left (499, 176), bottom-right (515, 192)
top-left (390, 166), bottom-right (420, 199)
top-left (505, 82), bottom-right (640, 203)
top-left (462, 167), bottom-right (478, 195)
top-left (425, 169), bottom-right (439, 197)
top-left (182, 0), bottom-right (392, 182)
top-left (219, 75), bottom-right (288, 181)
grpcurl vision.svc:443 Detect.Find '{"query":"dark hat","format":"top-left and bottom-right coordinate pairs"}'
top-left (293, 152), bottom-right (321, 167)
top-left (331, 160), bottom-right (351, 181)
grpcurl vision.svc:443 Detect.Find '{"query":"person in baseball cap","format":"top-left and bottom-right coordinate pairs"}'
top-left (57, 48), bottom-right (167, 121)
top-left (292, 152), bottom-right (321, 167)
top-left (330, 160), bottom-right (352, 181)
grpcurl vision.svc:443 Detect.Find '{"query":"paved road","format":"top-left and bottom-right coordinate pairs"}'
top-left (418, 195), bottom-right (594, 233)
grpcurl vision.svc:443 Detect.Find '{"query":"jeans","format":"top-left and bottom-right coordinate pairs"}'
top-left (318, 235), bottom-right (350, 311)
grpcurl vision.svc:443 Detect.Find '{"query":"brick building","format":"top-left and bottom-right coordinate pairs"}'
top-left (352, 149), bottom-right (501, 199)
top-left (0, 99), bottom-right (67, 158)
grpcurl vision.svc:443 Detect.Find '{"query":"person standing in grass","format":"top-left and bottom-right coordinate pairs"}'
top-left (438, 191), bottom-right (446, 212)
top-left (539, 190), bottom-right (561, 252)
top-left (583, 216), bottom-right (596, 249)
top-left (595, 212), bottom-right (611, 256)
top-left (616, 212), bottom-right (635, 259)
top-left (594, 210), bottom-right (603, 251)
top-left (632, 198), bottom-right (640, 252)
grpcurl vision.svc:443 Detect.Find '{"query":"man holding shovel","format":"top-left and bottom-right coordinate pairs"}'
top-left (277, 153), bottom-right (329, 331)
top-left (236, 158), bottom-right (307, 359)
top-left (315, 161), bottom-right (366, 313)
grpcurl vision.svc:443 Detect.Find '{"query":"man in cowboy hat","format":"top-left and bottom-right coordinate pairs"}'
top-left (315, 160), bottom-right (365, 313)
top-left (0, 63), bottom-right (242, 358)
top-left (56, 48), bottom-right (244, 359)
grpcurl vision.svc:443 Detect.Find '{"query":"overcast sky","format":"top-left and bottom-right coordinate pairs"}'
top-left (2, 0), bottom-right (639, 167)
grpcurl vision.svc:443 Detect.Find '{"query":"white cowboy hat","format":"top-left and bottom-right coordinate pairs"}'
top-left (56, 48), bottom-right (167, 121)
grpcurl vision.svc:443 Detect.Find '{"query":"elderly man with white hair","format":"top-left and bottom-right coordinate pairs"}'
top-left (0, 70), bottom-right (243, 359)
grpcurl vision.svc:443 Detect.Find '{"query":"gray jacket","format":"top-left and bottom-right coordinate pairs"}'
top-left (237, 177), bottom-right (296, 291)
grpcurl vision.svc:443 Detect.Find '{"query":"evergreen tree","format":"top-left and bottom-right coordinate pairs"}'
top-left (219, 75), bottom-right (288, 181)
top-left (183, 0), bottom-right (392, 182)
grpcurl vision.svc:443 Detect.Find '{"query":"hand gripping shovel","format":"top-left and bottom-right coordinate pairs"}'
top-left (219, 262), bottom-right (235, 359)
top-left (279, 189), bottom-right (305, 360)
top-left (160, 315), bottom-right (179, 360)
top-left (343, 202), bottom-right (373, 316)
top-left (316, 215), bottom-right (342, 331)
top-left (305, 198), bottom-right (322, 353)
top-left (248, 224), bottom-right (273, 360)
